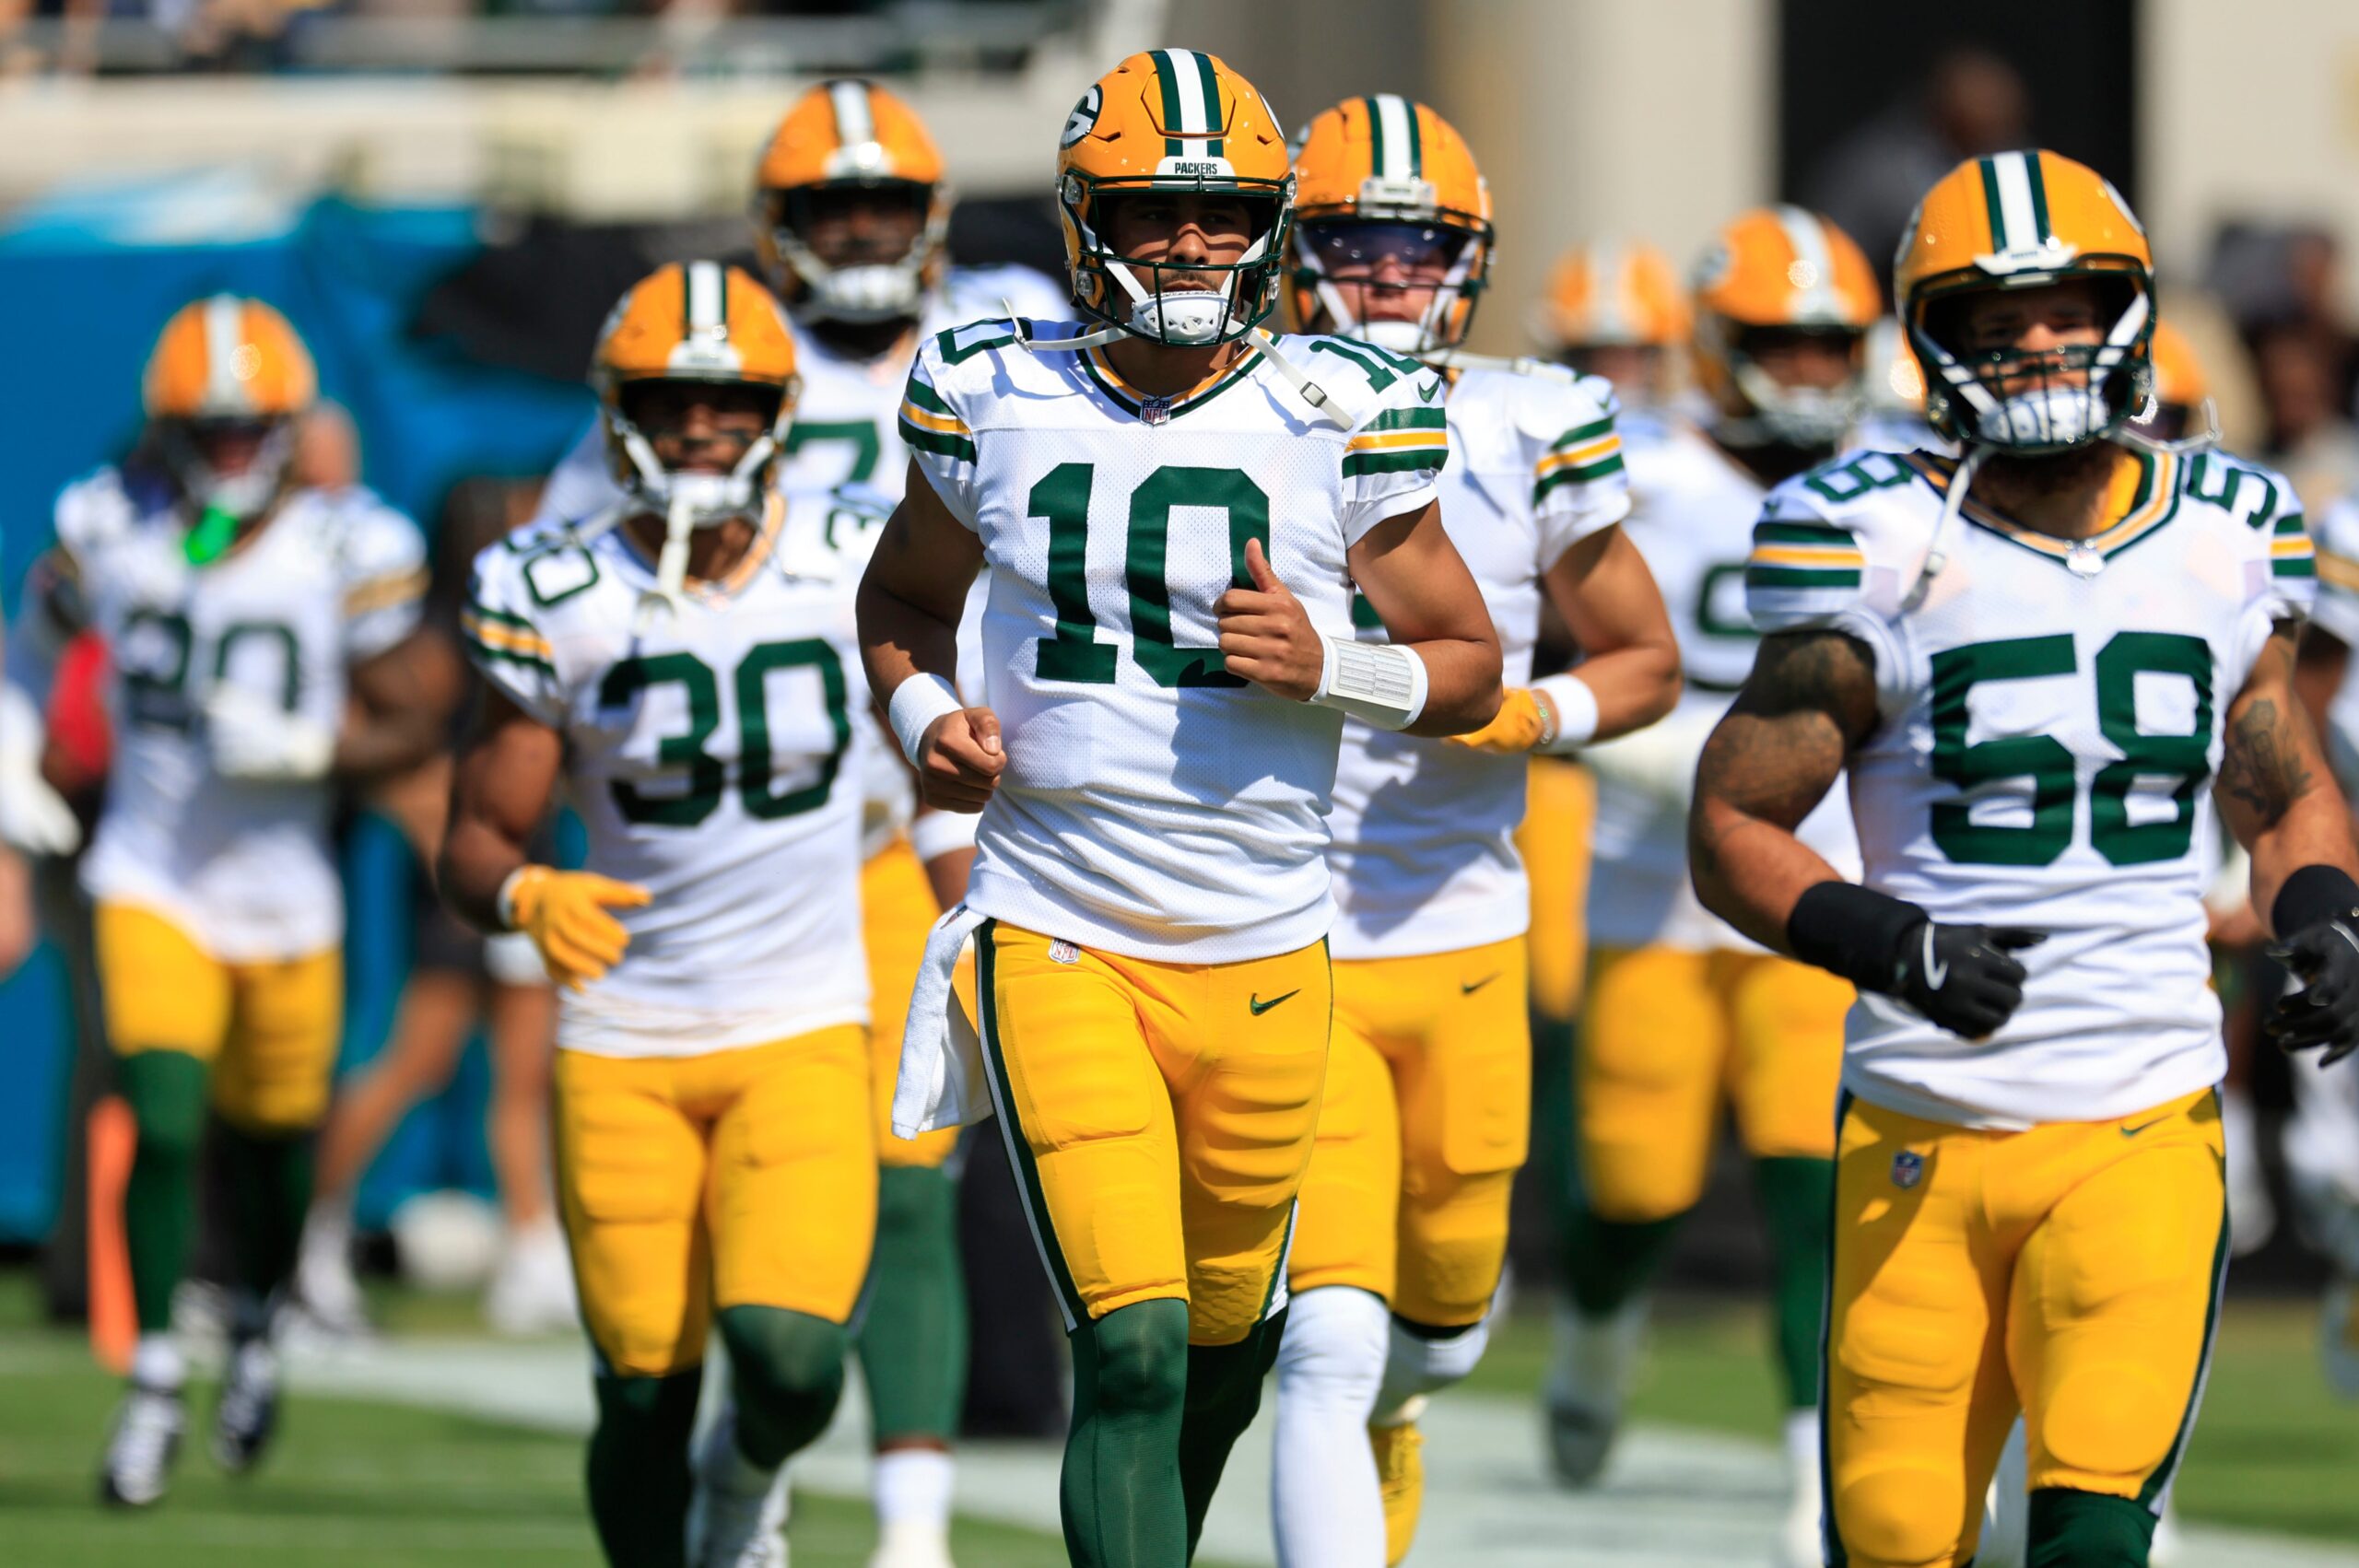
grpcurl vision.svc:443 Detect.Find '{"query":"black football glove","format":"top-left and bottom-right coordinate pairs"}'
top-left (2268, 916), bottom-right (2359, 1067)
top-left (1889, 920), bottom-right (2044, 1040)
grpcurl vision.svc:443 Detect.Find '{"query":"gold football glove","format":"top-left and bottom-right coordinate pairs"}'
top-left (504, 866), bottom-right (651, 990)
top-left (1445, 686), bottom-right (1554, 755)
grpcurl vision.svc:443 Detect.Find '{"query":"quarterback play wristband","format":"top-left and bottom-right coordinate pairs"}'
top-left (888, 673), bottom-right (963, 768)
top-left (910, 808), bottom-right (979, 864)
top-left (1787, 881), bottom-right (1928, 994)
top-left (2272, 864), bottom-right (2359, 938)
top-left (495, 865), bottom-right (540, 932)
top-left (1309, 627), bottom-right (1429, 731)
top-left (1532, 673), bottom-right (1601, 754)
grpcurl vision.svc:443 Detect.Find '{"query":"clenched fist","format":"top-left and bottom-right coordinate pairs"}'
top-left (1216, 537), bottom-right (1323, 700)
top-left (917, 707), bottom-right (1006, 813)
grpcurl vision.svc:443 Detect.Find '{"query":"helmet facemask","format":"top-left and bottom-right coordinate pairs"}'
top-left (605, 377), bottom-right (791, 531)
top-left (1696, 320), bottom-right (1867, 450)
top-left (1062, 176), bottom-right (1293, 347)
top-left (1291, 215), bottom-right (1489, 356)
top-left (157, 414), bottom-right (298, 527)
top-left (1912, 266), bottom-right (2154, 454)
top-left (757, 179), bottom-right (946, 324)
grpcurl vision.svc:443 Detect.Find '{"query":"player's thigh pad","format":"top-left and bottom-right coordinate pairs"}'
top-left (1392, 937), bottom-right (1530, 1327)
top-left (215, 945), bottom-right (344, 1132)
top-left (1578, 945), bottom-right (1728, 1222)
top-left (1165, 935), bottom-right (1332, 1345)
top-left (1517, 757), bottom-right (1595, 1023)
top-left (709, 1024), bottom-right (878, 1325)
top-left (1826, 1096), bottom-right (2018, 1568)
top-left (552, 1048), bottom-right (715, 1377)
top-left (974, 921), bottom-right (1189, 1329)
top-left (1727, 952), bottom-right (1851, 1163)
top-left (2009, 1089), bottom-right (2226, 1504)
top-left (1286, 972), bottom-right (1402, 1303)
top-left (863, 839), bottom-right (959, 1171)
top-left (93, 902), bottom-right (232, 1060)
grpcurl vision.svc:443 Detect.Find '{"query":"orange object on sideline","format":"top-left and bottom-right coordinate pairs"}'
top-left (87, 1095), bottom-right (137, 1375)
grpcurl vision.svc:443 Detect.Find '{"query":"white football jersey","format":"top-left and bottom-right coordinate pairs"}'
top-left (908, 320), bottom-right (1450, 961)
top-left (532, 263), bottom-right (1072, 528)
top-left (56, 468), bottom-right (424, 960)
top-left (1753, 443), bottom-right (2315, 1128)
top-left (464, 497), bottom-right (870, 1058)
top-left (1325, 366), bottom-right (1629, 959)
top-left (1588, 420), bottom-right (1864, 952)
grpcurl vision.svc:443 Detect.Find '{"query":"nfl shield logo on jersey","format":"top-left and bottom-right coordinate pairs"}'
top-left (1891, 1151), bottom-right (1925, 1190)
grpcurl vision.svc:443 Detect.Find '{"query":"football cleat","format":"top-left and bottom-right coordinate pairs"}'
top-left (1368, 1398), bottom-right (1426, 1567)
top-left (212, 1336), bottom-right (281, 1474)
top-left (687, 1405), bottom-right (791, 1568)
top-left (1542, 1297), bottom-right (1647, 1487)
top-left (99, 1383), bottom-right (185, 1508)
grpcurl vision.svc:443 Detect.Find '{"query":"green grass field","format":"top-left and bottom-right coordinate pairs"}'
top-left (1468, 1296), bottom-right (2359, 1544)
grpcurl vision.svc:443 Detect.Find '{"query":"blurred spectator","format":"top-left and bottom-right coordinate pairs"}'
top-left (2207, 222), bottom-right (2359, 415)
top-left (2253, 322), bottom-right (2359, 518)
top-left (1802, 46), bottom-right (2032, 300)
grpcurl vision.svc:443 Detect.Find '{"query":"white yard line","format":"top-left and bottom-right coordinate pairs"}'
top-left (279, 1336), bottom-right (2359, 1568)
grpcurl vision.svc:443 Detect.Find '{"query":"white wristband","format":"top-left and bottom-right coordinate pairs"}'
top-left (887, 673), bottom-right (963, 768)
top-left (495, 866), bottom-right (532, 931)
top-left (1532, 673), bottom-right (1600, 754)
top-left (909, 808), bottom-right (980, 864)
top-left (1309, 627), bottom-right (1429, 731)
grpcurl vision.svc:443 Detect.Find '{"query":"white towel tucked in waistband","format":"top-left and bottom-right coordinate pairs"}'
top-left (890, 902), bottom-right (992, 1140)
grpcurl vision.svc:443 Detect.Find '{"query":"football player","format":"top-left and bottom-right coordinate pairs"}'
top-left (5, 297), bottom-right (442, 1506)
top-left (857, 50), bottom-right (1503, 1568)
top-left (1542, 206), bottom-right (1880, 1566)
top-left (531, 85), bottom-right (1066, 1562)
top-left (442, 263), bottom-right (874, 1568)
top-left (1269, 96), bottom-right (1680, 1567)
top-left (1531, 240), bottom-right (1690, 413)
top-left (1690, 149), bottom-right (2359, 1568)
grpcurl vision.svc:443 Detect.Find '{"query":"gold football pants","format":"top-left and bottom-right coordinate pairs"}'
top-left (553, 1026), bottom-right (877, 1377)
top-left (1288, 936), bottom-right (1530, 1327)
top-left (1825, 1088), bottom-right (2227, 1568)
top-left (974, 919), bottom-right (1330, 1345)
top-left (1578, 944), bottom-right (1850, 1221)
top-left (94, 901), bottom-right (342, 1133)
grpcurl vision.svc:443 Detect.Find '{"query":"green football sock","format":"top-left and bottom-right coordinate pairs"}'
top-left (1560, 1204), bottom-right (1684, 1320)
top-left (857, 1164), bottom-right (968, 1445)
top-left (217, 1119), bottom-right (314, 1312)
top-left (716, 1305), bottom-right (846, 1469)
top-left (2027, 1486), bottom-right (2156, 1567)
top-left (1062, 1298), bottom-right (1190, 1568)
top-left (1179, 1307), bottom-right (1285, 1562)
top-left (1753, 1155), bottom-right (1835, 1410)
top-left (116, 1051), bottom-right (210, 1336)
top-left (587, 1367), bottom-right (700, 1568)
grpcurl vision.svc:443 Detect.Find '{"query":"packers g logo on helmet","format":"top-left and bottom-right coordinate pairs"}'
top-left (592, 261), bottom-right (801, 611)
top-left (1054, 49), bottom-right (1296, 348)
top-left (1285, 94), bottom-right (1495, 357)
top-left (751, 79), bottom-right (950, 325)
top-left (1688, 205), bottom-right (1879, 450)
top-left (1894, 148), bottom-right (2155, 453)
top-left (143, 295), bottom-right (318, 528)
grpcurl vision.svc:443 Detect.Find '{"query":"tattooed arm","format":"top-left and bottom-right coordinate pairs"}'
top-left (2216, 622), bottom-right (2359, 930)
top-left (1688, 629), bottom-right (1881, 952)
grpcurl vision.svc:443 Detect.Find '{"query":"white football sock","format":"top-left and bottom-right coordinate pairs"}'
top-left (1783, 1407), bottom-right (1819, 1477)
top-left (131, 1333), bottom-right (185, 1392)
top-left (1376, 1307), bottom-right (1490, 1416)
top-left (873, 1446), bottom-right (954, 1530)
top-left (1272, 1286), bottom-right (1389, 1568)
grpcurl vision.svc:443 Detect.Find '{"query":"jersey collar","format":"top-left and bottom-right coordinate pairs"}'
top-left (611, 491), bottom-right (788, 603)
top-left (1078, 341), bottom-right (1265, 423)
top-left (1906, 445), bottom-right (2182, 568)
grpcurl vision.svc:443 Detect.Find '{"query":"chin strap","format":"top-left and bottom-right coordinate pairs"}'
top-left (1007, 308), bottom-right (1126, 354)
top-left (1247, 329), bottom-right (1362, 429)
top-left (633, 491), bottom-right (697, 633)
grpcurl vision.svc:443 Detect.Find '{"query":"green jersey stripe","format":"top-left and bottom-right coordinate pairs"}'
top-left (1747, 565), bottom-right (1862, 591)
top-left (1361, 405), bottom-right (1449, 433)
top-left (1343, 448), bottom-right (1449, 478)
top-left (898, 420), bottom-right (976, 462)
top-left (1534, 455), bottom-right (1625, 499)
top-left (1551, 415), bottom-right (1617, 450)
top-left (1754, 521), bottom-right (1858, 547)
top-left (2276, 557), bottom-right (2319, 579)
top-left (463, 633), bottom-right (553, 674)
top-left (904, 376), bottom-right (956, 416)
top-left (2276, 513), bottom-right (2308, 535)
top-left (465, 598), bottom-right (536, 631)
